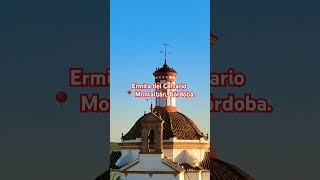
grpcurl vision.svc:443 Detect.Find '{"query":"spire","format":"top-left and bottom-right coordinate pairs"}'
top-left (160, 43), bottom-right (171, 67)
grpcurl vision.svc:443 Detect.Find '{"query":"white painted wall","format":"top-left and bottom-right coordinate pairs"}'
top-left (120, 139), bottom-right (209, 166)
top-left (201, 171), bottom-right (210, 180)
top-left (117, 153), bottom-right (184, 180)
top-left (117, 149), bottom-right (140, 167)
top-left (157, 80), bottom-right (176, 107)
top-left (173, 148), bottom-right (207, 164)
top-left (185, 172), bottom-right (201, 180)
top-left (163, 147), bottom-right (207, 163)
top-left (129, 154), bottom-right (173, 171)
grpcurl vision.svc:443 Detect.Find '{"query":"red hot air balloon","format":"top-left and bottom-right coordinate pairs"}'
top-left (56, 91), bottom-right (68, 111)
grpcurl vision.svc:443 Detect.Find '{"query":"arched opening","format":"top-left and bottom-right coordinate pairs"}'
top-left (148, 129), bottom-right (155, 152)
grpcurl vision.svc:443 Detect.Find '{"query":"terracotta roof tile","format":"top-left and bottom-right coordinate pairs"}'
top-left (210, 158), bottom-right (255, 180)
top-left (153, 62), bottom-right (176, 74)
top-left (122, 111), bottom-right (206, 140)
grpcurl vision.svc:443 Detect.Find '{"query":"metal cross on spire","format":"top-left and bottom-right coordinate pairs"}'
top-left (160, 43), bottom-right (172, 65)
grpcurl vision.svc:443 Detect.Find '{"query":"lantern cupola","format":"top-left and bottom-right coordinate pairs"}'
top-left (153, 59), bottom-right (177, 112)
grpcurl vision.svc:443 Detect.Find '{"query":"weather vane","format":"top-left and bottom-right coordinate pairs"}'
top-left (160, 43), bottom-right (172, 60)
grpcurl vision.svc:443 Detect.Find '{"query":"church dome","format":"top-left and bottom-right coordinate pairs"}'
top-left (122, 111), bottom-right (207, 141)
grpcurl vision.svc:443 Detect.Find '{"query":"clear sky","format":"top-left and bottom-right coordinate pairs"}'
top-left (110, 0), bottom-right (210, 142)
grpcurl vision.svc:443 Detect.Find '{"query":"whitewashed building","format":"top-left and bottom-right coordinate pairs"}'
top-left (110, 60), bottom-right (210, 180)
top-left (96, 35), bottom-right (255, 180)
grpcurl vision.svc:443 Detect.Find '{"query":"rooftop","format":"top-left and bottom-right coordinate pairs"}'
top-left (122, 111), bottom-right (207, 141)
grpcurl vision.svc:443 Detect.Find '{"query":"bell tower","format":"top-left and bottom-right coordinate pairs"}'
top-left (140, 113), bottom-right (164, 154)
top-left (153, 59), bottom-right (177, 112)
top-left (152, 44), bottom-right (178, 112)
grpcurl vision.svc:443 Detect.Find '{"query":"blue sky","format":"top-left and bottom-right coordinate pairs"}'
top-left (110, 0), bottom-right (210, 141)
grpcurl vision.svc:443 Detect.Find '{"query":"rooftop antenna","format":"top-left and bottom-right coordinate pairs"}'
top-left (160, 43), bottom-right (172, 65)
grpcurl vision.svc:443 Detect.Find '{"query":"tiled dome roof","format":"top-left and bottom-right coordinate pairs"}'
top-left (210, 158), bottom-right (254, 180)
top-left (122, 111), bottom-right (207, 140)
top-left (153, 60), bottom-right (177, 74)
top-left (199, 152), bottom-right (254, 179)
